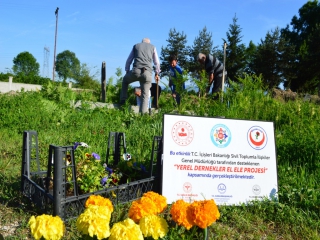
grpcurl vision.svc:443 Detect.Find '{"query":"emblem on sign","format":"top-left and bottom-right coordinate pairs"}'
top-left (252, 185), bottom-right (261, 195)
top-left (217, 183), bottom-right (226, 194)
top-left (171, 121), bottom-right (194, 146)
top-left (210, 124), bottom-right (231, 148)
top-left (183, 182), bottom-right (192, 193)
top-left (247, 126), bottom-right (267, 150)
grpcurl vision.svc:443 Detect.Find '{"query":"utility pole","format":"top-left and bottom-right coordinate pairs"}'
top-left (52, 7), bottom-right (59, 82)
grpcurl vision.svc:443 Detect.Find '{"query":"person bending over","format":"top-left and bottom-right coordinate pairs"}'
top-left (120, 38), bottom-right (160, 114)
top-left (197, 53), bottom-right (225, 100)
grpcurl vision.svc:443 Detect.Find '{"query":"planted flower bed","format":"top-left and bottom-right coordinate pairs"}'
top-left (28, 192), bottom-right (220, 240)
top-left (21, 130), bottom-right (162, 221)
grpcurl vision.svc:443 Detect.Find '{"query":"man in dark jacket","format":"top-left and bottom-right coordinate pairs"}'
top-left (197, 53), bottom-right (225, 100)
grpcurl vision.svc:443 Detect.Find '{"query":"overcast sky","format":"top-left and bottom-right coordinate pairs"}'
top-left (0, 0), bottom-right (308, 84)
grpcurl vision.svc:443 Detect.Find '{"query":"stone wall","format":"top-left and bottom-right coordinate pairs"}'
top-left (0, 76), bottom-right (42, 93)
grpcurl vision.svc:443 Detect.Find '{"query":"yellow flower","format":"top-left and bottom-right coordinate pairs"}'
top-left (170, 199), bottom-right (193, 230)
top-left (139, 215), bottom-right (168, 239)
top-left (85, 195), bottom-right (114, 212)
top-left (109, 218), bottom-right (143, 240)
top-left (128, 196), bottom-right (158, 223)
top-left (28, 214), bottom-right (65, 240)
top-left (187, 199), bottom-right (220, 229)
top-left (76, 205), bottom-right (112, 239)
top-left (142, 191), bottom-right (167, 213)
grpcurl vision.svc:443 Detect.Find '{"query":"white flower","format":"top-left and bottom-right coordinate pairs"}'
top-left (79, 142), bottom-right (89, 148)
top-left (123, 153), bottom-right (131, 161)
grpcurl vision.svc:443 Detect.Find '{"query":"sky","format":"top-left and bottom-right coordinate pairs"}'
top-left (0, 0), bottom-right (308, 85)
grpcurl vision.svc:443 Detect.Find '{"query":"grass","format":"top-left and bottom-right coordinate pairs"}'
top-left (0, 75), bottom-right (319, 239)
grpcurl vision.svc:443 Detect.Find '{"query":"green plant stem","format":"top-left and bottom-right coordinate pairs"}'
top-left (204, 227), bottom-right (208, 240)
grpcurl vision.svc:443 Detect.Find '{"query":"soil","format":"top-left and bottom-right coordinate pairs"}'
top-left (272, 88), bottom-right (320, 104)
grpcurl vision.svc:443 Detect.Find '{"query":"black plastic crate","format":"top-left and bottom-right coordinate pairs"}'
top-left (21, 131), bottom-right (162, 221)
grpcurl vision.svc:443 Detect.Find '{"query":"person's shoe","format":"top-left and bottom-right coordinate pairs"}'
top-left (212, 94), bottom-right (220, 101)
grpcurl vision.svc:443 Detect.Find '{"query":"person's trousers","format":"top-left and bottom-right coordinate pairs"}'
top-left (211, 72), bottom-right (227, 100)
top-left (150, 83), bottom-right (161, 108)
top-left (175, 93), bottom-right (181, 105)
top-left (120, 68), bottom-right (152, 114)
top-left (211, 74), bottom-right (223, 95)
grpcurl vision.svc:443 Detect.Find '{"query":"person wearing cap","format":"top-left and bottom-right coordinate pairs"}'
top-left (197, 53), bottom-right (225, 100)
top-left (120, 38), bottom-right (161, 114)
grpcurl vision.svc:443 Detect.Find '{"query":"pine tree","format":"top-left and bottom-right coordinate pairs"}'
top-left (281, 0), bottom-right (320, 93)
top-left (222, 14), bottom-right (246, 82)
top-left (188, 26), bottom-right (217, 78)
top-left (160, 28), bottom-right (189, 73)
top-left (252, 28), bottom-right (294, 90)
top-left (244, 41), bottom-right (257, 75)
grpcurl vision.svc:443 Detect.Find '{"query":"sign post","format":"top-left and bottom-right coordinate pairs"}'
top-left (162, 114), bottom-right (278, 205)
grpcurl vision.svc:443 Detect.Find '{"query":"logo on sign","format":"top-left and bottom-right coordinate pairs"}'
top-left (183, 182), bottom-right (192, 193)
top-left (217, 183), bottom-right (226, 194)
top-left (252, 185), bottom-right (261, 195)
top-left (172, 121), bottom-right (194, 146)
top-left (210, 124), bottom-right (231, 148)
top-left (247, 126), bottom-right (267, 150)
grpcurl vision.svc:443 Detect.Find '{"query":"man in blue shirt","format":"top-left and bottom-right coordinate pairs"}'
top-left (197, 53), bottom-right (225, 100)
top-left (169, 55), bottom-right (185, 106)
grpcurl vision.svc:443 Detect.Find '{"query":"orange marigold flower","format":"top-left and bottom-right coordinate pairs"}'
top-left (187, 199), bottom-right (220, 229)
top-left (85, 195), bottom-right (114, 212)
top-left (128, 197), bottom-right (158, 223)
top-left (142, 191), bottom-right (167, 213)
top-left (170, 199), bottom-right (193, 230)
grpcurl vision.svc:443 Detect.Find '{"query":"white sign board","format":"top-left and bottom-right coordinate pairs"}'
top-left (162, 114), bottom-right (278, 205)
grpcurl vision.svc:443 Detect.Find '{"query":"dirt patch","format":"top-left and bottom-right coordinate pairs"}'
top-left (0, 90), bottom-right (19, 96)
top-left (272, 88), bottom-right (297, 102)
top-left (0, 221), bottom-right (20, 238)
top-left (272, 88), bottom-right (320, 104)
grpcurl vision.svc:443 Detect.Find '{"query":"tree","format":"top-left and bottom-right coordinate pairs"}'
top-left (160, 28), bottom-right (189, 73)
top-left (277, 33), bottom-right (296, 90)
top-left (113, 67), bottom-right (123, 102)
top-left (307, 25), bottom-right (320, 95)
top-left (55, 50), bottom-right (80, 83)
top-left (12, 51), bottom-right (40, 76)
top-left (188, 26), bottom-right (218, 77)
top-left (115, 67), bottom-right (123, 87)
top-left (281, 0), bottom-right (320, 93)
top-left (244, 41), bottom-right (257, 75)
top-left (73, 63), bottom-right (99, 89)
top-left (222, 14), bottom-right (246, 82)
top-left (251, 28), bottom-right (294, 90)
